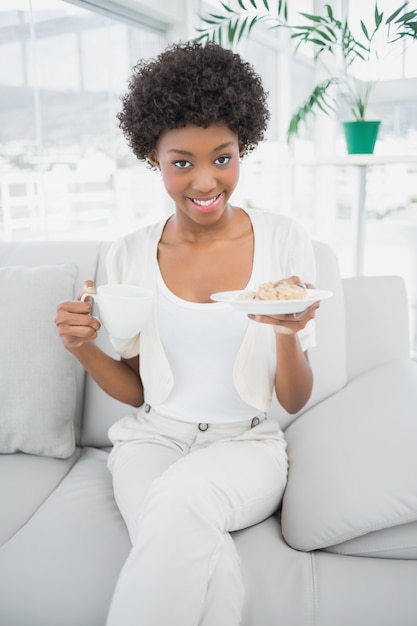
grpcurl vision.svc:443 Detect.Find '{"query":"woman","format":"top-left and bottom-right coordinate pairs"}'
top-left (55, 41), bottom-right (319, 626)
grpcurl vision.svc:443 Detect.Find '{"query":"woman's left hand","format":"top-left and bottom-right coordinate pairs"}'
top-left (247, 276), bottom-right (320, 334)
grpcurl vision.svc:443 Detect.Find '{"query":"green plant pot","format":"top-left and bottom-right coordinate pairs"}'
top-left (343, 121), bottom-right (381, 154)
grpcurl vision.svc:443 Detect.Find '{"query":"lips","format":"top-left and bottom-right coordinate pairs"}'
top-left (189, 193), bottom-right (222, 212)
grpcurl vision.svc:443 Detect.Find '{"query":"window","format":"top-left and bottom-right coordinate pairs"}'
top-left (0, 0), bottom-right (167, 241)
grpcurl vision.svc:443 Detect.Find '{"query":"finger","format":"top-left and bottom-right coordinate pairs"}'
top-left (282, 277), bottom-right (314, 290)
top-left (77, 279), bottom-right (96, 302)
top-left (56, 316), bottom-right (101, 350)
top-left (56, 300), bottom-right (93, 319)
top-left (83, 279), bottom-right (95, 292)
top-left (62, 313), bottom-right (101, 330)
top-left (248, 303), bottom-right (319, 326)
top-left (57, 322), bottom-right (99, 339)
top-left (55, 302), bottom-right (101, 330)
top-left (293, 302), bottom-right (320, 321)
top-left (282, 275), bottom-right (302, 286)
top-left (307, 301), bottom-right (321, 313)
top-left (248, 313), bottom-right (293, 326)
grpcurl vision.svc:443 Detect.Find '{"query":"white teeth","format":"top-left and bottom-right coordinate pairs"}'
top-left (193, 195), bottom-right (219, 207)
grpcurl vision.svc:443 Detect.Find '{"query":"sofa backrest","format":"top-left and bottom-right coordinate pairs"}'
top-left (343, 274), bottom-right (410, 381)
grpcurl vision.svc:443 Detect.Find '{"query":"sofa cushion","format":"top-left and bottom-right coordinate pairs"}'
top-left (0, 448), bottom-right (130, 626)
top-left (281, 360), bottom-right (417, 551)
top-left (324, 519), bottom-right (417, 559)
top-left (0, 264), bottom-right (77, 458)
top-left (0, 450), bottom-right (80, 546)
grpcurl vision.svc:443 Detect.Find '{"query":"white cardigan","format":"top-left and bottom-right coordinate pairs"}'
top-left (106, 209), bottom-right (316, 413)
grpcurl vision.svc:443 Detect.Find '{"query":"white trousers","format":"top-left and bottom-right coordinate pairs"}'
top-left (106, 405), bottom-right (288, 626)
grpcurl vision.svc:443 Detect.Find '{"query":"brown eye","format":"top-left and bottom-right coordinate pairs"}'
top-left (173, 160), bottom-right (191, 169)
top-left (214, 155), bottom-right (231, 165)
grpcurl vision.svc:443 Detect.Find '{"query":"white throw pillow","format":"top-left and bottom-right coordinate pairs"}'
top-left (0, 264), bottom-right (77, 458)
top-left (281, 360), bottom-right (417, 551)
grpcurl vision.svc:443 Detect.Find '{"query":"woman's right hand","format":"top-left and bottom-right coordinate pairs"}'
top-left (55, 280), bottom-right (101, 350)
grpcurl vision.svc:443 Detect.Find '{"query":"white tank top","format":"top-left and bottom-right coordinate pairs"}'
top-left (153, 266), bottom-right (259, 423)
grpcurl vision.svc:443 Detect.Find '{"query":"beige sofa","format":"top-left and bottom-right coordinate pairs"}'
top-left (1, 237), bottom-right (416, 626)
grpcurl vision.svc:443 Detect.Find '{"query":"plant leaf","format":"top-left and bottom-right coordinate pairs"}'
top-left (314, 28), bottom-right (334, 42)
top-left (360, 20), bottom-right (370, 40)
top-left (248, 15), bottom-right (260, 35)
top-left (228, 18), bottom-right (239, 45)
top-left (205, 12), bottom-right (234, 22)
top-left (287, 78), bottom-right (338, 141)
top-left (218, 26), bottom-right (223, 46)
top-left (299, 12), bottom-right (326, 24)
top-left (374, 4), bottom-right (383, 29)
top-left (199, 16), bottom-right (222, 26)
top-left (220, 0), bottom-right (237, 13)
top-left (278, 0), bottom-right (288, 21)
top-left (309, 37), bottom-right (330, 47)
top-left (237, 15), bottom-right (249, 42)
top-left (386, 3), bottom-right (409, 24)
top-left (396, 10), bottom-right (417, 23)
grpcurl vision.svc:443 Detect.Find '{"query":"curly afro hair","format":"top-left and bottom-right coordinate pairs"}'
top-left (117, 41), bottom-right (270, 163)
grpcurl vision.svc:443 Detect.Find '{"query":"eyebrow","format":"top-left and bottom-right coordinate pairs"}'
top-left (167, 142), bottom-right (235, 156)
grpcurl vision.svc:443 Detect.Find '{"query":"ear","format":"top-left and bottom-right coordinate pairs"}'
top-left (148, 149), bottom-right (160, 169)
top-left (239, 142), bottom-right (245, 157)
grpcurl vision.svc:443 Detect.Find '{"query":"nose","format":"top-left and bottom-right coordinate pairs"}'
top-left (191, 166), bottom-right (217, 194)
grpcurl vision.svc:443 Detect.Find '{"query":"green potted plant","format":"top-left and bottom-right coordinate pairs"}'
top-left (196, 1), bottom-right (417, 153)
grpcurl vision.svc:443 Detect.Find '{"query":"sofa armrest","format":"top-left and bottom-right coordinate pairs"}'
top-left (343, 275), bottom-right (410, 381)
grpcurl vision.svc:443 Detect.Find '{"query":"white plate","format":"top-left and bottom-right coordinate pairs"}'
top-left (210, 288), bottom-right (333, 315)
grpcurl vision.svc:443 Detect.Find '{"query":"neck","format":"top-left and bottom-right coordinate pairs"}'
top-left (168, 204), bottom-right (240, 244)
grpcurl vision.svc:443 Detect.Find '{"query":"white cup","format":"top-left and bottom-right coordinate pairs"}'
top-left (81, 284), bottom-right (153, 339)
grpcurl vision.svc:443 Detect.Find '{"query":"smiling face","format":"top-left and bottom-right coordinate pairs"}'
top-left (149, 124), bottom-right (242, 227)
